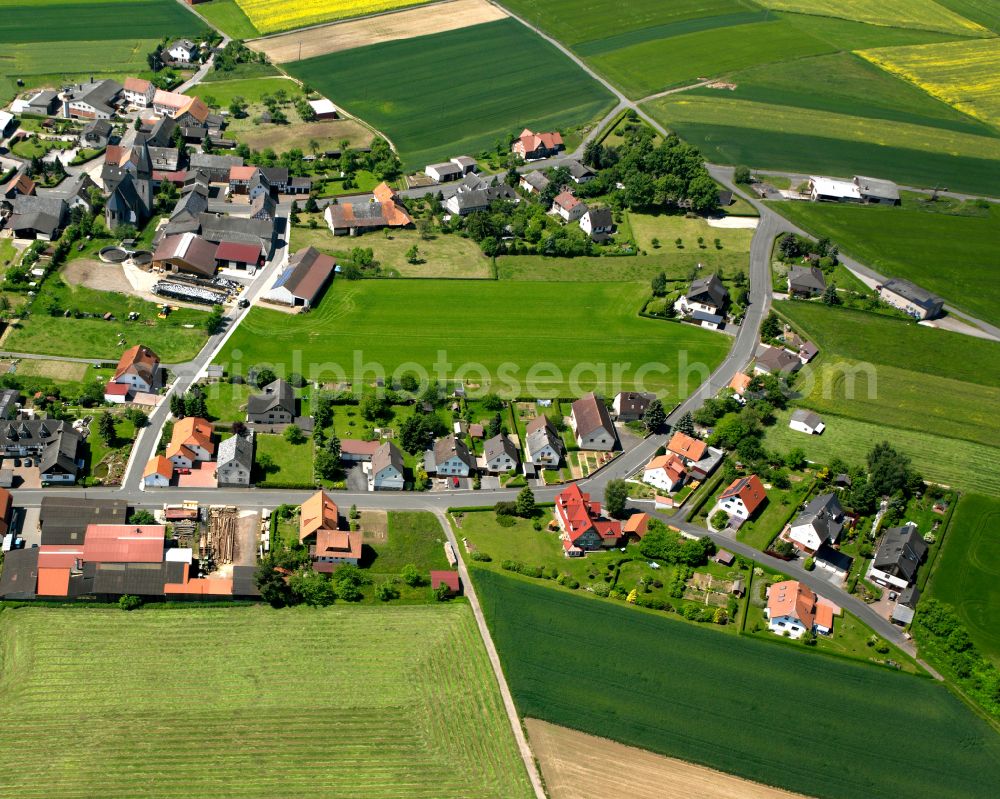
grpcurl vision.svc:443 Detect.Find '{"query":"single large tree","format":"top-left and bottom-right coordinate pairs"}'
top-left (604, 479), bottom-right (629, 519)
top-left (642, 399), bottom-right (667, 433)
top-left (97, 412), bottom-right (116, 445)
top-left (675, 411), bottom-right (696, 436)
top-left (515, 487), bottom-right (536, 518)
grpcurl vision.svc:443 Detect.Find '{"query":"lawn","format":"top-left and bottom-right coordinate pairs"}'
top-left (292, 223), bottom-right (492, 278)
top-left (4, 276), bottom-right (208, 362)
top-left (366, 511), bottom-right (450, 574)
top-left (644, 93), bottom-right (1000, 195)
top-left (0, 605), bottom-right (533, 799)
top-left (255, 432), bottom-right (314, 486)
top-left (203, 382), bottom-right (253, 422)
top-left (627, 212), bottom-right (752, 268)
top-left (215, 278), bottom-right (731, 400)
top-left (735, 474), bottom-right (814, 551)
top-left (234, 0), bottom-right (428, 35)
top-left (475, 569), bottom-right (1000, 799)
top-left (284, 19), bottom-right (616, 169)
top-left (764, 409), bottom-right (1000, 498)
top-left (496, 253), bottom-right (746, 282)
top-left (770, 193), bottom-right (1000, 327)
top-left (924, 494), bottom-right (1000, 663)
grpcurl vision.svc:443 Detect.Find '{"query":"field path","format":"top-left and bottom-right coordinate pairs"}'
top-left (433, 509), bottom-right (546, 799)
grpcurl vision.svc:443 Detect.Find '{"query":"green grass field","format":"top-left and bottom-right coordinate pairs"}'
top-left (644, 93), bottom-right (1000, 195)
top-left (925, 494), bottom-right (1000, 663)
top-left (190, 0), bottom-right (260, 39)
top-left (215, 278), bottom-right (730, 399)
top-left (0, 0), bottom-right (206, 101)
top-left (284, 19), bottom-right (615, 169)
top-left (765, 409), bottom-right (1000, 497)
top-left (475, 569), bottom-right (1000, 799)
top-left (0, 605), bottom-right (532, 799)
top-left (4, 277), bottom-right (207, 362)
top-left (934, 0), bottom-right (1000, 32)
top-left (771, 196), bottom-right (1000, 326)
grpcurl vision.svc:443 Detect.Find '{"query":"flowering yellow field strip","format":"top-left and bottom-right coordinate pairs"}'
top-left (859, 39), bottom-right (1000, 127)
top-left (238, 0), bottom-right (429, 35)
top-left (758, 0), bottom-right (989, 36)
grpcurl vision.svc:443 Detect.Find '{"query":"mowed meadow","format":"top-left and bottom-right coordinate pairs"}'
top-left (0, 0), bottom-right (207, 101)
top-left (216, 278), bottom-right (730, 399)
top-left (284, 18), bottom-right (615, 169)
top-left (475, 569), bottom-right (1000, 799)
top-left (0, 605), bottom-right (533, 799)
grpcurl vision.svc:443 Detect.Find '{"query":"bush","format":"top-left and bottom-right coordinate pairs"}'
top-left (496, 514), bottom-right (516, 528)
top-left (803, 557), bottom-right (815, 571)
top-left (118, 595), bottom-right (142, 611)
top-left (469, 551), bottom-right (492, 562)
top-left (374, 581), bottom-right (399, 601)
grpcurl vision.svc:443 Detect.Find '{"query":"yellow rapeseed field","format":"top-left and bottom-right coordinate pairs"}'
top-left (238, 0), bottom-right (428, 35)
top-left (758, 0), bottom-right (989, 35)
top-left (860, 39), bottom-right (1000, 127)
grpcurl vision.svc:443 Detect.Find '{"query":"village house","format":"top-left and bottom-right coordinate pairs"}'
top-left (555, 484), bottom-right (621, 556)
top-left (869, 522), bottom-right (928, 590)
top-left (109, 344), bottom-right (160, 395)
top-left (676, 274), bottom-right (728, 318)
top-left (564, 159), bottom-right (595, 184)
top-left (483, 435), bottom-right (519, 474)
top-left (666, 431), bottom-right (705, 465)
top-left (166, 417), bottom-right (214, 469)
top-left (766, 580), bottom-right (834, 638)
top-left (80, 119), bottom-right (112, 148)
top-left (788, 493), bottom-right (845, 553)
top-left (642, 453), bottom-right (686, 493)
top-left (8, 195), bottom-right (67, 241)
top-left (216, 431), bottom-right (254, 487)
top-left (552, 191), bottom-right (586, 222)
top-left (444, 174), bottom-right (516, 216)
top-left (325, 182), bottom-right (412, 235)
top-left (247, 379), bottom-right (296, 425)
top-left (0, 420), bottom-right (82, 484)
top-left (524, 415), bottom-right (564, 468)
top-left (300, 490), bottom-right (362, 569)
top-left (579, 206), bottom-right (614, 241)
top-left (789, 409), bottom-right (825, 435)
top-left (570, 393), bottom-right (616, 451)
top-left (369, 441), bottom-right (405, 491)
top-left (519, 170), bottom-right (549, 195)
top-left (428, 435), bottom-right (475, 478)
top-left (123, 77), bottom-right (156, 108)
top-left (754, 345), bottom-right (802, 376)
top-left (340, 440), bottom-right (379, 463)
top-left (728, 372), bottom-right (753, 401)
top-left (787, 265), bottom-right (827, 298)
top-left (716, 475), bottom-right (767, 521)
top-left (142, 455), bottom-right (173, 488)
top-left (612, 391), bottom-right (653, 422)
top-left (512, 128), bottom-right (563, 160)
top-left (878, 278), bottom-right (944, 320)
top-left (63, 79), bottom-right (122, 120)
top-left (264, 247), bottom-right (336, 309)
top-left (166, 39), bottom-right (199, 63)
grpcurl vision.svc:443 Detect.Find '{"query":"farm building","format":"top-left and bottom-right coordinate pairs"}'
top-left (324, 182), bottom-right (412, 235)
top-left (878, 278), bottom-right (944, 320)
top-left (570, 393), bottom-right (616, 451)
top-left (512, 128), bottom-right (563, 160)
top-left (153, 232), bottom-right (218, 278)
top-left (430, 570), bottom-right (461, 596)
top-left (307, 97), bottom-right (338, 120)
top-left (264, 247), bottom-right (336, 308)
top-left (215, 240), bottom-right (263, 272)
top-left (789, 409), bottom-right (825, 435)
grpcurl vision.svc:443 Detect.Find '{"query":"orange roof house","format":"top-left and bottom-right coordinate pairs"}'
top-left (623, 512), bottom-right (650, 539)
top-left (324, 182), bottom-right (412, 234)
top-left (766, 580), bottom-right (835, 637)
top-left (299, 490), bottom-right (340, 543)
top-left (728, 372), bottom-right (753, 395)
top-left (143, 455), bottom-right (173, 484)
top-left (512, 128), bottom-right (564, 160)
top-left (717, 475), bottom-right (767, 520)
top-left (169, 416), bottom-right (214, 460)
top-left (312, 528), bottom-right (362, 570)
top-left (667, 431), bottom-right (706, 464)
top-left (113, 344), bottom-right (160, 391)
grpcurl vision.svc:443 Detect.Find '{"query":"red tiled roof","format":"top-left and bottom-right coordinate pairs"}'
top-left (104, 382), bottom-right (129, 396)
top-left (229, 165), bottom-right (258, 181)
top-left (623, 512), bottom-right (650, 537)
top-left (556, 483), bottom-right (621, 544)
top-left (124, 77), bottom-right (151, 93)
top-left (719, 474), bottom-right (767, 514)
top-left (171, 416), bottom-right (214, 455)
top-left (114, 344), bottom-right (160, 384)
top-left (768, 580), bottom-right (817, 629)
top-left (554, 191), bottom-right (580, 210)
top-left (143, 455), bottom-right (173, 480)
top-left (729, 372), bottom-right (752, 394)
top-left (313, 528), bottom-right (362, 561)
top-left (341, 439), bottom-right (380, 457)
top-left (214, 240), bottom-right (261, 264)
top-left (667, 431), bottom-right (706, 462)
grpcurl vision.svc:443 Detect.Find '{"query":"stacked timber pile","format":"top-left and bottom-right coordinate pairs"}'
top-left (207, 505), bottom-right (239, 564)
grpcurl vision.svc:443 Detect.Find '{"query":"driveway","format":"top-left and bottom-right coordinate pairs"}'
top-left (345, 463), bottom-right (368, 492)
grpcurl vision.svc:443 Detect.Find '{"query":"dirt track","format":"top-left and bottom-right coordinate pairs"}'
top-left (250, 0), bottom-right (507, 63)
top-left (526, 719), bottom-right (811, 799)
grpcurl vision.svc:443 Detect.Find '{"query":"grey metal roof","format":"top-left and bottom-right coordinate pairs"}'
top-left (882, 278), bottom-right (943, 312)
top-left (854, 175), bottom-right (899, 201)
top-left (788, 265), bottom-right (826, 292)
top-left (40, 497), bottom-right (128, 546)
top-left (198, 212), bottom-right (275, 246)
top-left (791, 409), bottom-right (823, 429)
top-left (484, 434), bottom-right (518, 465)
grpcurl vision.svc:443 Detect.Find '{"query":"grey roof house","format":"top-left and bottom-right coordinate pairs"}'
top-left (483, 435), bottom-right (519, 473)
top-left (787, 265), bottom-right (826, 297)
top-left (870, 522), bottom-right (928, 588)
top-left (789, 493), bottom-right (845, 552)
top-left (216, 431), bottom-right (254, 487)
top-left (9, 195), bottom-right (67, 240)
top-left (878, 278), bottom-right (944, 320)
